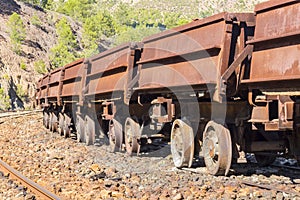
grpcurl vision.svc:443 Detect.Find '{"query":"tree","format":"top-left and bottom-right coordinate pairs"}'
top-left (113, 27), bottom-right (160, 46)
top-left (7, 13), bottom-right (26, 54)
top-left (56, 0), bottom-right (94, 20)
top-left (50, 17), bottom-right (79, 68)
top-left (82, 11), bottom-right (116, 56)
top-left (55, 17), bottom-right (78, 48)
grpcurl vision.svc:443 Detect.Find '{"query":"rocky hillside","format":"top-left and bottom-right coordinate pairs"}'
top-left (0, 0), bottom-right (82, 110)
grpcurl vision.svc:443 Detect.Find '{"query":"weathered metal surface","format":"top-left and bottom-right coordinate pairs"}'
top-left (248, 141), bottom-right (286, 152)
top-left (171, 119), bottom-right (194, 168)
top-left (124, 117), bottom-right (141, 155)
top-left (47, 84), bottom-right (59, 98)
top-left (85, 43), bottom-right (137, 97)
top-left (87, 70), bottom-right (127, 95)
top-left (37, 58), bottom-right (85, 101)
top-left (138, 13), bottom-right (255, 91)
top-left (63, 58), bottom-right (84, 81)
top-left (243, 0), bottom-right (300, 89)
top-left (48, 70), bottom-right (60, 85)
top-left (150, 97), bottom-right (174, 123)
top-left (41, 74), bottom-right (49, 86)
top-left (203, 121), bottom-right (232, 176)
top-left (61, 59), bottom-right (85, 98)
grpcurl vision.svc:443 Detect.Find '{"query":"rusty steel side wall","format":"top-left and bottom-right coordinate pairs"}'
top-left (47, 67), bottom-right (62, 98)
top-left (137, 12), bottom-right (255, 91)
top-left (36, 58), bottom-right (85, 106)
top-left (85, 43), bottom-right (131, 96)
top-left (35, 79), bottom-right (42, 103)
top-left (38, 74), bottom-right (49, 100)
top-left (61, 59), bottom-right (84, 98)
top-left (243, 0), bottom-right (300, 89)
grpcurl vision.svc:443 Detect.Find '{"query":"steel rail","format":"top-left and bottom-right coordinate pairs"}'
top-left (0, 159), bottom-right (61, 200)
top-left (239, 180), bottom-right (300, 197)
top-left (0, 110), bottom-right (42, 118)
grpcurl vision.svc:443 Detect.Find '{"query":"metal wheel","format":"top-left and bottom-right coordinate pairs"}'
top-left (51, 112), bottom-right (58, 132)
top-left (49, 112), bottom-right (53, 131)
top-left (76, 115), bottom-right (85, 143)
top-left (124, 117), bottom-right (140, 155)
top-left (85, 115), bottom-right (96, 146)
top-left (108, 119), bottom-right (123, 152)
top-left (255, 153), bottom-right (276, 167)
top-left (203, 121), bottom-right (232, 176)
top-left (58, 113), bottom-right (64, 135)
top-left (63, 114), bottom-right (71, 138)
top-left (43, 112), bottom-right (50, 129)
top-left (171, 119), bottom-right (194, 168)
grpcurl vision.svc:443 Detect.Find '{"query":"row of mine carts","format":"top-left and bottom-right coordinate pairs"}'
top-left (36, 0), bottom-right (300, 175)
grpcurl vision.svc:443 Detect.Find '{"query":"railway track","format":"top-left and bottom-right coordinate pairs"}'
top-left (0, 158), bottom-right (60, 200)
top-left (0, 110), bottom-right (42, 124)
top-left (0, 110), bottom-right (42, 118)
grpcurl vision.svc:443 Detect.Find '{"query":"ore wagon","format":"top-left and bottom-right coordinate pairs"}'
top-left (37, 58), bottom-right (85, 137)
top-left (125, 12), bottom-right (255, 175)
top-left (241, 0), bottom-right (300, 163)
top-left (75, 43), bottom-right (142, 149)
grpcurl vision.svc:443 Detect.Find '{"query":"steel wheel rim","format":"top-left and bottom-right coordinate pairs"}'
top-left (76, 116), bottom-right (85, 143)
top-left (124, 118), bottom-right (139, 155)
top-left (203, 121), bottom-right (232, 176)
top-left (171, 124), bottom-right (184, 167)
top-left (44, 112), bottom-right (49, 129)
top-left (58, 113), bottom-right (64, 135)
top-left (171, 119), bottom-right (194, 168)
top-left (52, 113), bottom-right (58, 133)
top-left (110, 119), bottom-right (123, 152)
top-left (85, 116), bottom-right (95, 146)
top-left (49, 112), bottom-right (53, 131)
top-left (203, 127), bottom-right (219, 171)
top-left (63, 115), bottom-right (71, 138)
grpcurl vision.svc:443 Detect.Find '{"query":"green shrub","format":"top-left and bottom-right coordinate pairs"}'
top-left (34, 60), bottom-right (47, 74)
top-left (20, 61), bottom-right (27, 70)
top-left (7, 13), bottom-right (26, 54)
top-left (82, 11), bottom-right (116, 56)
top-left (114, 27), bottom-right (160, 46)
top-left (31, 14), bottom-right (42, 27)
top-left (0, 88), bottom-right (10, 110)
top-left (2, 74), bottom-right (10, 80)
top-left (50, 17), bottom-right (79, 68)
top-left (16, 84), bottom-right (27, 98)
top-left (0, 88), bottom-right (4, 96)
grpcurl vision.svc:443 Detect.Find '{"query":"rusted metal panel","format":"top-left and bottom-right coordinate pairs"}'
top-left (248, 45), bottom-right (300, 83)
top-left (61, 80), bottom-right (81, 97)
top-left (41, 75), bottom-right (49, 87)
top-left (60, 58), bottom-right (84, 99)
top-left (85, 43), bottom-right (135, 97)
top-left (63, 58), bottom-right (84, 81)
top-left (35, 79), bottom-right (42, 100)
top-left (48, 84), bottom-right (59, 98)
top-left (89, 44), bottom-right (129, 75)
top-left (87, 71), bottom-right (126, 96)
top-left (40, 88), bottom-right (47, 98)
top-left (139, 56), bottom-right (218, 89)
top-left (138, 12), bottom-right (255, 91)
top-left (248, 141), bottom-right (286, 152)
top-left (243, 0), bottom-right (300, 88)
top-left (49, 68), bottom-right (61, 84)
